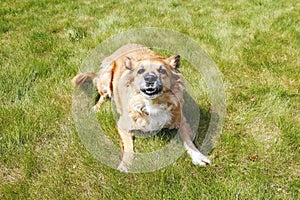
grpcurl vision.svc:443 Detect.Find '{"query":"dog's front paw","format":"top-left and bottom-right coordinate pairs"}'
top-left (136, 117), bottom-right (149, 128)
top-left (189, 151), bottom-right (211, 167)
top-left (117, 162), bottom-right (129, 173)
top-left (132, 104), bottom-right (145, 113)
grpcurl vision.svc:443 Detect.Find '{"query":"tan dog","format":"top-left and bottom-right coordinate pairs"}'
top-left (72, 44), bottom-right (210, 172)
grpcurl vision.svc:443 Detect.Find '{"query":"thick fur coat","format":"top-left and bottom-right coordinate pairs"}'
top-left (73, 44), bottom-right (210, 172)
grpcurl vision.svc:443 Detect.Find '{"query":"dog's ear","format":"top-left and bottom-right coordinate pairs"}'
top-left (125, 57), bottom-right (132, 70)
top-left (167, 55), bottom-right (180, 69)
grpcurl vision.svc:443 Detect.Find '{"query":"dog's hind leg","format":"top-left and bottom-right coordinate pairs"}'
top-left (179, 115), bottom-right (211, 166)
top-left (92, 93), bottom-right (108, 111)
top-left (91, 76), bottom-right (111, 111)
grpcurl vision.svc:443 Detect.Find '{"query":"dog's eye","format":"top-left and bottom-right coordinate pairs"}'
top-left (137, 68), bottom-right (145, 74)
top-left (158, 68), bottom-right (167, 74)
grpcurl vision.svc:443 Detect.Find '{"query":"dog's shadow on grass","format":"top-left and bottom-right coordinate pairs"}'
top-left (153, 92), bottom-right (211, 149)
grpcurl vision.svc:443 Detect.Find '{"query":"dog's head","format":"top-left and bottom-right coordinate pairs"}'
top-left (125, 55), bottom-right (180, 99)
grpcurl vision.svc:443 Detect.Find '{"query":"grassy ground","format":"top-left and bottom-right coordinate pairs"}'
top-left (1, 0), bottom-right (299, 199)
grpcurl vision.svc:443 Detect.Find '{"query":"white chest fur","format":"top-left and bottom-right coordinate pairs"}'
top-left (143, 100), bottom-right (172, 132)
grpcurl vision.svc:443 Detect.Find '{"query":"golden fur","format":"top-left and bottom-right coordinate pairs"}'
top-left (73, 44), bottom-right (210, 172)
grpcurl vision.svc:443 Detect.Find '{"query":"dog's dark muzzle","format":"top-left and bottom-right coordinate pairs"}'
top-left (140, 73), bottom-right (163, 97)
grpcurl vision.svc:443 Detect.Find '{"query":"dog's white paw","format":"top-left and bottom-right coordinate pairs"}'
top-left (117, 162), bottom-right (129, 173)
top-left (189, 151), bottom-right (211, 166)
top-left (92, 104), bottom-right (100, 112)
top-left (133, 104), bottom-right (146, 113)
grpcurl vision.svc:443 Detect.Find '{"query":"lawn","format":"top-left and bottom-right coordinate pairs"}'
top-left (0, 0), bottom-right (299, 199)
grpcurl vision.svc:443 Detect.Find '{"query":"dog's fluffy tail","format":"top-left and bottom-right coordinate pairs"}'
top-left (72, 72), bottom-right (97, 87)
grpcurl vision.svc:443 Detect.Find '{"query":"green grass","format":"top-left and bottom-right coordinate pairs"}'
top-left (1, 0), bottom-right (299, 199)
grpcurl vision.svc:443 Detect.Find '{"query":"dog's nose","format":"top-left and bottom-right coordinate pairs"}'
top-left (144, 73), bottom-right (157, 83)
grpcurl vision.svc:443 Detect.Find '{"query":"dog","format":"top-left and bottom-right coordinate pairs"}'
top-left (72, 44), bottom-right (210, 172)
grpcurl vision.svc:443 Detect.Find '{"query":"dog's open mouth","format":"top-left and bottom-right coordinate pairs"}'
top-left (140, 86), bottom-right (163, 98)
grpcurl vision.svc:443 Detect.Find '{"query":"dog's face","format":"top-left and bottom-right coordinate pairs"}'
top-left (135, 61), bottom-right (169, 99)
top-left (125, 55), bottom-right (180, 99)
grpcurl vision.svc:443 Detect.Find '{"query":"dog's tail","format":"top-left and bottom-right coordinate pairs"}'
top-left (72, 72), bottom-right (97, 87)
